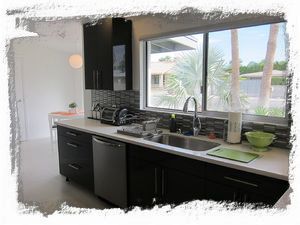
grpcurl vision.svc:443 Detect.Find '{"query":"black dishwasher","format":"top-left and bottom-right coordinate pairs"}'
top-left (92, 136), bottom-right (127, 207)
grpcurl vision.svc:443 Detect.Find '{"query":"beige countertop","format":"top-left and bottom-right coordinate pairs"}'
top-left (56, 118), bottom-right (289, 181)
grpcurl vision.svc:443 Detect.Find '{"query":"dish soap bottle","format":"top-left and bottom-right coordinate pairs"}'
top-left (169, 114), bottom-right (177, 133)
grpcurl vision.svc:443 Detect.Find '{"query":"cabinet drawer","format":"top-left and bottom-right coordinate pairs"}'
top-left (59, 160), bottom-right (94, 190)
top-left (128, 144), bottom-right (167, 163)
top-left (161, 155), bottom-right (205, 178)
top-left (128, 144), bottom-right (205, 178)
top-left (205, 163), bottom-right (288, 197)
top-left (57, 126), bottom-right (91, 144)
top-left (58, 135), bottom-right (92, 161)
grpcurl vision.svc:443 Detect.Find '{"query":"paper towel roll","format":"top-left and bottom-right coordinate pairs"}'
top-left (227, 112), bottom-right (242, 143)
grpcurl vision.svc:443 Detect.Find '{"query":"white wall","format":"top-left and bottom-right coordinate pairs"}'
top-left (13, 21), bottom-right (84, 140)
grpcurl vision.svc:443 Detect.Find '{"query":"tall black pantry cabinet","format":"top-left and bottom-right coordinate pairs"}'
top-left (83, 18), bottom-right (132, 90)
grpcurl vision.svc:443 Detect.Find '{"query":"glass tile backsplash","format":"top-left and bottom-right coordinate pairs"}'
top-left (91, 90), bottom-right (291, 149)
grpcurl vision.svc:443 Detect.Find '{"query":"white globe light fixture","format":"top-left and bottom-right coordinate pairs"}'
top-left (69, 54), bottom-right (83, 69)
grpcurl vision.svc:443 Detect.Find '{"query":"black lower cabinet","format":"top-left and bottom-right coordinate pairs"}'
top-left (206, 181), bottom-right (273, 205)
top-left (128, 145), bottom-right (206, 207)
top-left (162, 168), bottom-right (205, 205)
top-left (205, 180), bottom-right (238, 202)
top-left (128, 157), bottom-right (159, 207)
top-left (205, 163), bottom-right (289, 206)
top-left (128, 144), bottom-right (288, 207)
top-left (56, 127), bottom-right (288, 208)
top-left (57, 126), bottom-right (94, 191)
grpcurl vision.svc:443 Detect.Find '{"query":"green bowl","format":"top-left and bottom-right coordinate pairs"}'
top-left (245, 131), bottom-right (275, 150)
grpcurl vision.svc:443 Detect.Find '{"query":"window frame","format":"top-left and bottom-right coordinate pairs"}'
top-left (141, 19), bottom-right (290, 126)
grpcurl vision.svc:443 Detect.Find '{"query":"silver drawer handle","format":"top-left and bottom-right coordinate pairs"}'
top-left (68, 164), bottom-right (80, 170)
top-left (67, 142), bottom-right (78, 148)
top-left (66, 131), bottom-right (77, 137)
top-left (93, 137), bottom-right (122, 148)
top-left (224, 176), bottom-right (258, 187)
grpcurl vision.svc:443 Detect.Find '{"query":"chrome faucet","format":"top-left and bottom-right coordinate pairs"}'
top-left (183, 96), bottom-right (201, 136)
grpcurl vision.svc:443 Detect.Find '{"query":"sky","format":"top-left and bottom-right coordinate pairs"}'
top-left (151, 22), bottom-right (287, 66)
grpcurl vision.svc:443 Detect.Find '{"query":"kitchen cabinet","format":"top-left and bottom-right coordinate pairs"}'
top-left (57, 126), bottom-right (94, 190)
top-left (162, 167), bottom-right (205, 204)
top-left (56, 125), bottom-right (289, 208)
top-left (205, 163), bottom-right (288, 205)
top-left (128, 144), bottom-right (288, 207)
top-left (83, 17), bottom-right (132, 90)
top-left (128, 156), bottom-right (159, 207)
top-left (128, 144), bottom-right (205, 207)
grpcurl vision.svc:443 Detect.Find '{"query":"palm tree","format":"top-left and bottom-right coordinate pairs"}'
top-left (229, 29), bottom-right (242, 111)
top-left (258, 24), bottom-right (279, 108)
top-left (156, 43), bottom-right (248, 111)
top-left (157, 46), bottom-right (229, 110)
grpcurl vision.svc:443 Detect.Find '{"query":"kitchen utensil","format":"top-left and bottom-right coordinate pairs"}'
top-left (245, 131), bottom-right (276, 151)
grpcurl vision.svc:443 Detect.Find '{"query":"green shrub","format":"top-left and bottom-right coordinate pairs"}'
top-left (254, 106), bottom-right (285, 117)
top-left (271, 77), bottom-right (287, 85)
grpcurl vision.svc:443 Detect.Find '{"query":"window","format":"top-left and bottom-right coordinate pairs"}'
top-left (151, 75), bottom-right (160, 85)
top-left (207, 23), bottom-right (288, 118)
top-left (145, 22), bottom-right (288, 121)
top-left (147, 34), bottom-right (203, 111)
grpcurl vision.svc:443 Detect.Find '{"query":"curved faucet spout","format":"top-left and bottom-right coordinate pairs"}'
top-left (183, 96), bottom-right (201, 136)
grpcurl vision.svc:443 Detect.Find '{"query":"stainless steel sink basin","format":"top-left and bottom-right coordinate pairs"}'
top-left (144, 134), bottom-right (221, 151)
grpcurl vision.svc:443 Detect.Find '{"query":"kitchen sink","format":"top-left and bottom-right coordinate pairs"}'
top-left (144, 134), bottom-right (221, 151)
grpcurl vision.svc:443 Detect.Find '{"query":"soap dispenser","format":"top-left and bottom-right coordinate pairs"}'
top-left (169, 114), bottom-right (177, 133)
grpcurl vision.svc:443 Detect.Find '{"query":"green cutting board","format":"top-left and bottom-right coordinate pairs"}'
top-left (207, 148), bottom-right (259, 163)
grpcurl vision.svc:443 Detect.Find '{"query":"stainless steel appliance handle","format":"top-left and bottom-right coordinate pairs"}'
top-left (68, 163), bottom-right (80, 170)
top-left (67, 142), bottom-right (78, 148)
top-left (66, 131), bottom-right (77, 137)
top-left (93, 137), bottom-right (122, 148)
top-left (224, 176), bottom-right (258, 187)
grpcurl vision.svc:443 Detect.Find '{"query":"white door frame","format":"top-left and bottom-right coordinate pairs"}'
top-left (14, 55), bottom-right (28, 141)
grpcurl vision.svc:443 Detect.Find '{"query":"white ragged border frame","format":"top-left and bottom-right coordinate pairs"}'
top-left (0, 0), bottom-right (299, 224)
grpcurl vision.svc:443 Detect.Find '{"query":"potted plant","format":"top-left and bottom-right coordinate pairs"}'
top-left (68, 102), bottom-right (77, 113)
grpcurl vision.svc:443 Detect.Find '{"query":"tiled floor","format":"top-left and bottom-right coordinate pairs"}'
top-left (18, 138), bottom-right (112, 215)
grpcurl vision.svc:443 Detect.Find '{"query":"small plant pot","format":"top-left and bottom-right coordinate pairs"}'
top-left (69, 108), bottom-right (77, 113)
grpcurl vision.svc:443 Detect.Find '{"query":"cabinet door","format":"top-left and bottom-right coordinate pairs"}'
top-left (205, 163), bottom-right (289, 205)
top-left (113, 18), bottom-right (132, 90)
top-left (205, 180), bottom-right (239, 203)
top-left (128, 157), bottom-right (160, 207)
top-left (96, 18), bottom-right (113, 90)
top-left (83, 23), bottom-right (98, 89)
top-left (241, 190), bottom-right (273, 206)
top-left (162, 168), bottom-right (205, 205)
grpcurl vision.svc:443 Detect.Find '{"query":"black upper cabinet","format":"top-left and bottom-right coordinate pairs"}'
top-left (83, 18), bottom-right (132, 90)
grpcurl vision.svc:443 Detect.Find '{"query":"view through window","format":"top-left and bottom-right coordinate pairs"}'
top-left (146, 22), bottom-right (288, 118)
top-left (207, 22), bottom-right (287, 117)
top-left (147, 34), bottom-right (203, 111)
